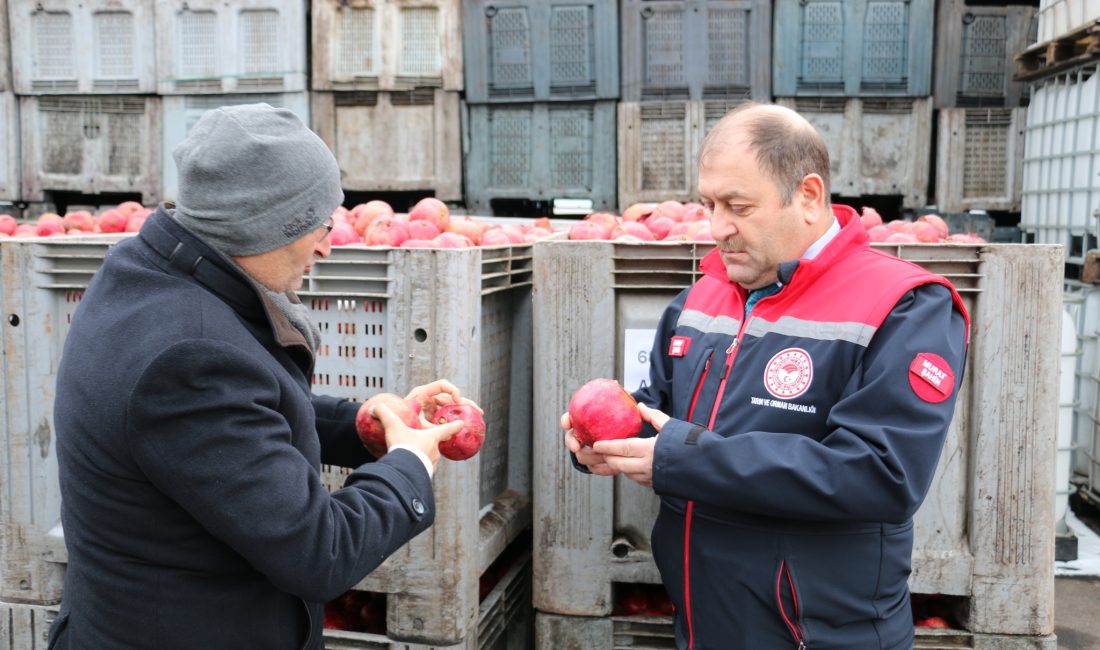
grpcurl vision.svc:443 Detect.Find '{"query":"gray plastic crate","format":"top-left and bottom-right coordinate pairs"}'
top-left (463, 0), bottom-right (618, 103)
top-left (312, 90), bottom-right (462, 201)
top-left (0, 0), bottom-right (10, 93)
top-left (533, 612), bottom-right (1056, 650)
top-left (161, 93), bottom-right (310, 203)
top-left (0, 602), bottom-right (59, 649)
top-left (325, 549), bottom-right (532, 649)
top-left (1021, 62), bottom-right (1100, 270)
top-left (19, 95), bottom-right (162, 204)
top-left (778, 96), bottom-right (932, 208)
top-left (0, 239), bottom-right (533, 643)
top-left (0, 92), bottom-right (18, 202)
top-left (464, 100), bottom-right (616, 213)
top-left (620, 0), bottom-right (771, 102)
top-left (9, 0), bottom-right (155, 94)
top-left (937, 106), bottom-right (1027, 213)
top-left (532, 240), bottom-right (1062, 641)
top-left (154, 0), bottom-right (307, 95)
top-left (773, 0), bottom-right (933, 97)
top-left (312, 0), bottom-right (463, 93)
top-left (616, 99), bottom-right (750, 209)
top-left (935, 0), bottom-right (1037, 108)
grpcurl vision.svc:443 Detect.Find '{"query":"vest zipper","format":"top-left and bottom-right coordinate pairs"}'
top-left (681, 351), bottom-right (711, 648)
top-left (777, 560), bottom-right (807, 649)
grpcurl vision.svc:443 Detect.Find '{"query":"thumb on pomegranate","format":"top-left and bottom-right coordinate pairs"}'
top-left (426, 419), bottom-right (463, 444)
top-left (638, 403), bottom-right (670, 431)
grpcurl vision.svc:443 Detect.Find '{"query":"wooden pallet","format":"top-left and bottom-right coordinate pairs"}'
top-left (1015, 19), bottom-right (1100, 82)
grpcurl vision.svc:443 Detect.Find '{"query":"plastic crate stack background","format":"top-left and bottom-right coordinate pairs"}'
top-left (461, 0), bottom-right (619, 214)
top-left (531, 239), bottom-right (1063, 649)
top-left (934, 0), bottom-right (1036, 215)
top-left (9, 0), bottom-right (160, 205)
top-left (616, 0), bottom-right (771, 210)
top-left (772, 0), bottom-right (934, 209)
top-left (311, 0), bottom-right (463, 201)
top-left (157, 0), bottom-right (310, 204)
top-left (0, 0), bottom-right (14, 206)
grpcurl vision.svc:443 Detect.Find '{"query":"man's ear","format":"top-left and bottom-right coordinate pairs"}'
top-left (798, 173), bottom-right (827, 223)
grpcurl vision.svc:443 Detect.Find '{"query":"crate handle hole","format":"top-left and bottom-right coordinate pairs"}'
top-left (414, 328), bottom-right (428, 342)
top-left (7, 314), bottom-right (19, 327)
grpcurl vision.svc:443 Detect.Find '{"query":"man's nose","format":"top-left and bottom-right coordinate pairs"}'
top-left (315, 237), bottom-right (332, 258)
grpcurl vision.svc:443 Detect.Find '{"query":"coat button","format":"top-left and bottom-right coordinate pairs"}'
top-left (411, 498), bottom-right (425, 515)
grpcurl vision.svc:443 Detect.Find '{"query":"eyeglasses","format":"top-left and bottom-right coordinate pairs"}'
top-left (318, 218), bottom-right (335, 241)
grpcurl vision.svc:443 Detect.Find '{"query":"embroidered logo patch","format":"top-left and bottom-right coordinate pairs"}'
top-left (909, 352), bottom-right (955, 403)
top-left (669, 336), bottom-right (691, 357)
top-left (764, 347), bottom-right (813, 399)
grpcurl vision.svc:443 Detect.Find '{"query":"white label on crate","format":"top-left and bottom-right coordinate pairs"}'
top-left (623, 329), bottom-right (657, 393)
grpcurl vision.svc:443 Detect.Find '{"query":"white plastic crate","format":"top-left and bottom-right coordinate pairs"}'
top-left (778, 97), bottom-right (932, 208)
top-left (161, 93), bottom-right (310, 203)
top-left (19, 95), bottom-right (161, 204)
top-left (0, 238), bottom-right (534, 645)
top-left (1038, 0), bottom-right (1100, 43)
top-left (9, 0), bottom-right (155, 94)
top-left (1065, 285), bottom-right (1100, 503)
top-left (532, 240), bottom-right (1063, 641)
top-left (1021, 63), bottom-right (1100, 271)
top-left (938, 106), bottom-right (1027, 213)
top-left (0, 92), bottom-right (18, 202)
top-left (0, 602), bottom-right (60, 649)
top-left (312, 0), bottom-right (462, 92)
top-left (312, 90), bottom-right (461, 200)
top-left (324, 549), bottom-right (532, 649)
top-left (155, 0), bottom-right (306, 94)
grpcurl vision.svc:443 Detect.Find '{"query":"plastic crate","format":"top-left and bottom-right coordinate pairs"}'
top-left (161, 92), bottom-right (310, 203)
top-left (0, 92), bottom-right (18, 202)
top-left (0, 602), bottom-right (60, 649)
top-left (312, 0), bottom-right (462, 93)
top-left (1064, 286), bottom-right (1099, 497)
top-left (934, 0), bottom-right (1037, 108)
top-left (19, 95), bottom-right (161, 204)
top-left (1038, 0), bottom-right (1100, 43)
top-left (532, 240), bottom-right (1063, 640)
top-left (1021, 62), bottom-right (1100, 271)
top-left (0, 237), bottom-right (535, 639)
top-left (464, 100), bottom-right (616, 213)
top-left (312, 90), bottom-right (461, 201)
top-left (0, 0), bottom-right (10, 92)
top-left (324, 549), bottom-right (532, 649)
top-left (777, 96), bottom-right (932, 208)
top-left (937, 106), bottom-right (1027, 213)
top-left (154, 0), bottom-right (306, 95)
top-left (772, 0), bottom-right (933, 97)
top-left (620, 0), bottom-right (771, 102)
top-left (533, 612), bottom-right (1057, 650)
top-left (463, 0), bottom-right (618, 103)
top-left (8, 0), bottom-right (155, 94)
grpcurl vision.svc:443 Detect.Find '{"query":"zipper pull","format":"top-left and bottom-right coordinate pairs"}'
top-left (798, 643), bottom-right (807, 650)
top-left (726, 339), bottom-right (738, 355)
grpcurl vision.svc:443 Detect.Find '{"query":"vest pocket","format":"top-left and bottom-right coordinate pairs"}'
top-left (776, 559), bottom-right (807, 649)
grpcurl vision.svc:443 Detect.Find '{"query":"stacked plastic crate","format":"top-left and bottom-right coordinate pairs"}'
top-left (773, 0), bottom-right (934, 209)
top-left (311, 0), bottom-right (462, 201)
top-left (934, 0), bottom-right (1036, 214)
top-left (617, 0), bottom-right (771, 210)
top-left (461, 0), bottom-right (618, 214)
top-left (8, 0), bottom-right (159, 209)
top-left (156, 0), bottom-right (309, 204)
top-left (0, 0), bottom-right (16, 209)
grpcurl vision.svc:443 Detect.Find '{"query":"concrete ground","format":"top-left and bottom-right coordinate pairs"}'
top-left (1056, 499), bottom-right (1100, 650)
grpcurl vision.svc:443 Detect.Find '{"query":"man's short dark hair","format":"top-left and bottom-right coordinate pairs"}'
top-left (699, 101), bottom-right (831, 206)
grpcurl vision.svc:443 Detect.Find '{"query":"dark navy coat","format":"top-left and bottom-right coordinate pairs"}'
top-left (48, 208), bottom-right (435, 649)
top-left (637, 206), bottom-right (970, 649)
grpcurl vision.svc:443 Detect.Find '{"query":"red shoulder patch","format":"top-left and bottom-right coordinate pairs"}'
top-left (669, 336), bottom-right (691, 357)
top-left (908, 353), bottom-right (955, 403)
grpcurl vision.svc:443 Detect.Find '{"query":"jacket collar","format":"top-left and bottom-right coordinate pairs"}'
top-left (138, 205), bottom-right (313, 357)
top-left (699, 204), bottom-right (867, 289)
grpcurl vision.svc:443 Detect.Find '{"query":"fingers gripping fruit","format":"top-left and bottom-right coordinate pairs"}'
top-left (354, 393), bottom-right (423, 458)
top-left (434, 404), bottom-right (486, 461)
top-left (568, 378), bottom-right (643, 447)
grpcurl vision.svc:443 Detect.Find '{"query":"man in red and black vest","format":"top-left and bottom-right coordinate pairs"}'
top-left (565, 102), bottom-right (970, 650)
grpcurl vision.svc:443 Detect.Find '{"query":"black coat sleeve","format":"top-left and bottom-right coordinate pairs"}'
top-left (313, 394), bottom-right (375, 467)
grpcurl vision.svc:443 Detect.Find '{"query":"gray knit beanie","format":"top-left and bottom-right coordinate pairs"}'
top-left (172, 103), bottom-right (343, 256)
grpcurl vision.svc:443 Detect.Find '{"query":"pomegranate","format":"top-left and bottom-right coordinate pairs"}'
top-left (568, 378), bottom-right (642, 447)
top-left (434, 404), bottom-right (486, 461)
top-left (355, 393), bottom-right (423, 458)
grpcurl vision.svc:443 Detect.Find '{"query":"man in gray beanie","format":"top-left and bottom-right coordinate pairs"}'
top-left (48, 103), bottom-right (467, 649)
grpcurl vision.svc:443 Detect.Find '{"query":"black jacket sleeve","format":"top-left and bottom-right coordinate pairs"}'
top-left (313, 394), bottom-right (375, 467)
